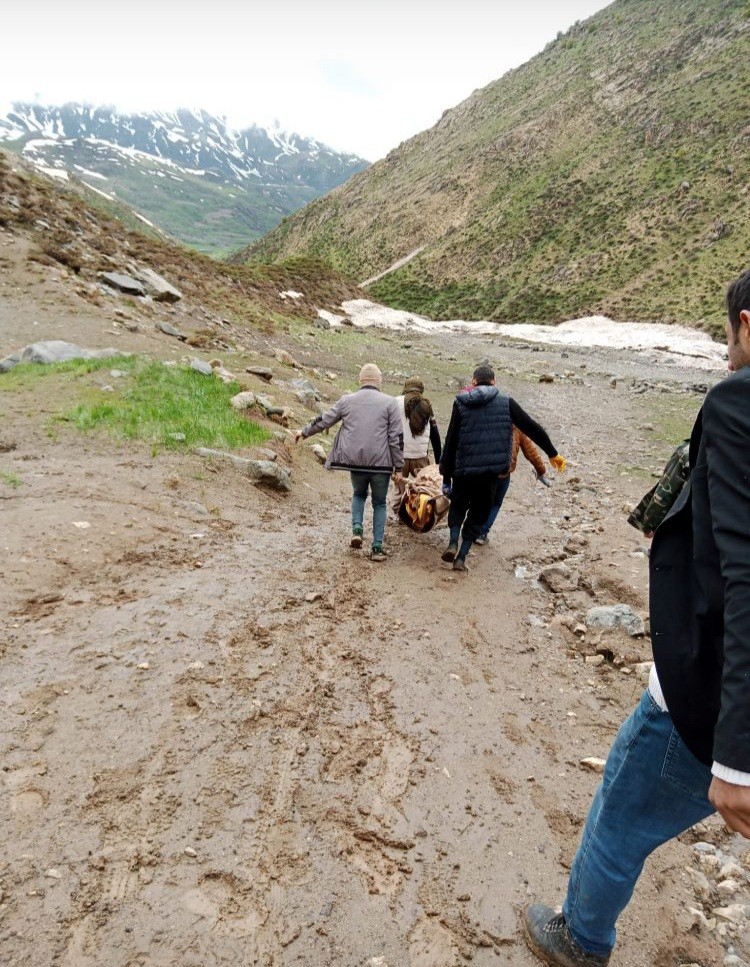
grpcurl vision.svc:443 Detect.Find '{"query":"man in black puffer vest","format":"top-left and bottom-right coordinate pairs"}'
top-left (440, 365), bottom-right (564, 571)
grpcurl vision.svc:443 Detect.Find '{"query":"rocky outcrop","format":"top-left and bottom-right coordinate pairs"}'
top-left (0, 341), bottom-right (124, 373)
top-left (195, 448), bottom-right (291, 491)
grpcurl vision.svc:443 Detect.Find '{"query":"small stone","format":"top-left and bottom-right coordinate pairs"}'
top-left (44, 869), bottom-right (62, 879)
top-left (539, 373), bottom-right (554, 383)
top-left (586, 604), bottom-right (645, 638)
top-left (684, 907), bottom-right (714, 932)
top-left (580, 757), bottom-right (606, 773)
top-left (184, 847), bottom-right (198, 858)
top-left (686, 866), bottom-right (712, 902)
top-left (156, 321), bottom-right (187, 341)
top-left (311, 444), bottom-right (327, 464)
top-left (538, 563), bottom-right (579, 593)
top-left (72, 521), bottom-right (91, 529)
top-left (719, 859), bottom-right (744, 880)
top-left (168, 432), bottom-right (186, 442)
top-left (693, 842), bottom-right (717, 855)
top-left (305, 592), bottom-right (323, 603)
top-left (585, 654), bottom-right (605, 666)
top-left (273, 348), bottom-right (299, 367)
top-left (633, 661), bottom-right (653, 682)
top-left (110, 369), bottom-right (126, 378)
top-left (136, 662), bottom-right (150, 670)
top-left (712, 904), bottom-right (750, 924)
top-left (245, 366), bottom-right (274, 381)
top-left (717, 879), bottom-right (741, 898)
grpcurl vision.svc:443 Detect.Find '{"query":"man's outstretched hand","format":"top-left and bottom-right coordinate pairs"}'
top-left (550, 455), bottom-right (567, 473)
top-left (709, 777), bottom-right (750, 838)
top-left (294, 431), bottom-right (304, 443)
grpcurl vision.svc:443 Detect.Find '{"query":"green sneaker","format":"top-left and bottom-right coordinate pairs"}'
top-left (369, 545), bottom-right (387, 562)
top-left (351, 526), bottom-right (363, 548)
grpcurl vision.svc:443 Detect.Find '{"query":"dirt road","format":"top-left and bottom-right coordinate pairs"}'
top-left (2, 247), bottom-right (749, 966)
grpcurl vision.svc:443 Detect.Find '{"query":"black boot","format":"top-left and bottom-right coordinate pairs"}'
top-left (523, 905), bottom-right (610, 967)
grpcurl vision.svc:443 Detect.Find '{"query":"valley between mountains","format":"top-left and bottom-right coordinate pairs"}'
top-left (2, 196), bottom-right (749, 965)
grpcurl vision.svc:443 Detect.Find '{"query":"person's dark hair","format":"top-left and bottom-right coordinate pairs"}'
top-left (727, 269), bottom-right (750, 333)
top-left (473, 364), bottom-right (495, 385)
top-left (405, 395), bottom-right (433, 436)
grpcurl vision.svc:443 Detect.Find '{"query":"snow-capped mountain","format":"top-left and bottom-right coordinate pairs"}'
top-left (0, 103), bottom-right (368, 255)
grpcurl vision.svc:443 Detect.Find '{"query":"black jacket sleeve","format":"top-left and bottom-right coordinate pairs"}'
top-left (509, 398), bottom-right (558, 458)
top-left (704, 376), bottom-right (750, 771)
top-left (439, 403), bottom-right (460, 481)
top-left (429, 418), bottom-right (442, 465)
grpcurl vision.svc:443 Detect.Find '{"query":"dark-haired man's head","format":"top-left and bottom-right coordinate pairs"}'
top-left (472, 364), bottom-right (495, 387)
top-left (726, 269), bottom-right (750, 372)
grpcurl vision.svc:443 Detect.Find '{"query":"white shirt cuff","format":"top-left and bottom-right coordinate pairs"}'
top-left (711, 762), bottom-right (750, 786)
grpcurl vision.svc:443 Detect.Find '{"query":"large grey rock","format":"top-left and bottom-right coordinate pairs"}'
top-left (287, 377), bottom-right (321, 411)
top-left (99, 271), bottom-right (146, 296)
top-left (0, 341), bottom-right (123, 373)
top-left (230, 391), bottom-right (256, 410)
top-left (156, 321), bottom-right (187, 341)
top-left (586, 604), bottom-right (645, 638)
top-left (134, 267), bottom-right (182, 303)
top-left (189, 358), bottom-right (214, 377)
top-left (195, 448), bottom-right (291, 491)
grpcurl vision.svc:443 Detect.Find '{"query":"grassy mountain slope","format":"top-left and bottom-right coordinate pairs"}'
top-left (0, 150), bottom-right (360, 333)
top-left (241, 0), bottom-right (749, 332)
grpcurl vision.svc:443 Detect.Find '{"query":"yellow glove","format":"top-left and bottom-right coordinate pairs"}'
top-left (550, 455), bottom-right (567, 473)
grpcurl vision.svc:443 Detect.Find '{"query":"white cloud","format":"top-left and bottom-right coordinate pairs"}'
top-left (2, 0), bottom-right (612, 160)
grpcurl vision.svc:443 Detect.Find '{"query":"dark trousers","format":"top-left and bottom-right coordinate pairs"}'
top-left (448, 474), bottom-right (498, 549)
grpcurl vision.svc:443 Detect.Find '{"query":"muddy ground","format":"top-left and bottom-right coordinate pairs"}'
top-left (1, 231), bottom-right (749, 967)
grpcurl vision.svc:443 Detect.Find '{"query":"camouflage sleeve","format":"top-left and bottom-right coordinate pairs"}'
top-left (638, 443), bottom-right (690, 534)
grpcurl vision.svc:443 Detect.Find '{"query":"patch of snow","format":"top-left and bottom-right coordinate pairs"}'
top-left (317, 309), bottom-right (345, 327)
top-left (36, 165), bottom-right (69, 181)
top-left (82, 181), bottom-right (115, 200)
top-left (280, 290), bottom-right (304, 300)
top-left (336, 299), bottom-right (727, 370)
top-left (73, 165), bottom-right (107, 180)
top-left (134, 211), bottom-right (155, 227)
top-left (22, 138), bottom-right (59, 152)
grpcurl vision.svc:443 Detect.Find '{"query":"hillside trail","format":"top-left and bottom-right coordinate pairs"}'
top-left (1, 386), bottom-right (732, 967)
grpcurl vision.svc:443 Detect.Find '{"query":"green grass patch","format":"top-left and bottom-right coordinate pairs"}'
top-left (60, 357), bottom-right (269, 451)
top-left (0, 354), bottom-right (138, 390)
top-left (1, 471), bottom-right (22, 488)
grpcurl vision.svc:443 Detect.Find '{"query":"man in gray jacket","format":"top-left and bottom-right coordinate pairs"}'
top-left (296, 363), bottom-right (403, 560)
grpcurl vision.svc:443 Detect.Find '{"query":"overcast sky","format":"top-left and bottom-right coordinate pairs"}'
top-left (2, 0), bottom-right (612, 160)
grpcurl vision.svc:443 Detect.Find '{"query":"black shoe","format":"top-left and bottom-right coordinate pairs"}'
top-left (453, 557), bottom-right (469, 572)
top-left (523, 905), bottom-right (610, 967)
top-left (441, 543), bottom-right (458, 563)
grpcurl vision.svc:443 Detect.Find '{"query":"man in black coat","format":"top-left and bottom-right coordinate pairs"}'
top-left (439, 364), bottom-right (564, 571)
top-left (524, 268), bottom-right (750, 967)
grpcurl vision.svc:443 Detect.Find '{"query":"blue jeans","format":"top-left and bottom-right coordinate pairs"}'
top-left (563, 689), bottom-right (713, 957)
top-left (350, 472), bottom-right (390, 546)
top-left (479, 475), bottom-right (511, 538)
